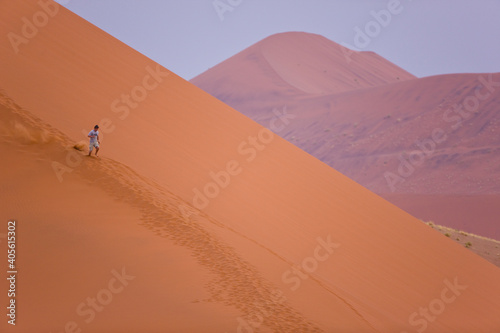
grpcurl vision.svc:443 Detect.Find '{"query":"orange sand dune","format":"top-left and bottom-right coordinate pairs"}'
top-left (1, 1), bottom-right (500, 332)
top-left (191, 33), bottom-right (500, 239)
top-left (0, 98), bottom-right (239, 332)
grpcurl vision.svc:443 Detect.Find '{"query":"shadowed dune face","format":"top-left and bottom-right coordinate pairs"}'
top-left (258, 33), bottom-right (415, 95)
top-left (2, 1), bottom-right (500, 332)
top-left (191, 32), bottom-right (500, 239)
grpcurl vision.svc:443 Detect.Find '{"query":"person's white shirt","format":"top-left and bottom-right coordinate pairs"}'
top-left (88, 129), bottom-right (99, 143)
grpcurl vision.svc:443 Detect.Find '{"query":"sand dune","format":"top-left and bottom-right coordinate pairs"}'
top-left (1, 1), bottom-right (500, 332)
top-left (192, 31), bottom-right (415, 100)
top-left (191, 33), bottom-right (500, 240)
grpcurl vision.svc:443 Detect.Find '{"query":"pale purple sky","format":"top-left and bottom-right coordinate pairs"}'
top-left (57, 0), bottom-right (500, 80)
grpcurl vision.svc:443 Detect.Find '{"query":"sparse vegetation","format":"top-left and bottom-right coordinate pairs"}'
top-left (422, 220), bottom-right (500, 267)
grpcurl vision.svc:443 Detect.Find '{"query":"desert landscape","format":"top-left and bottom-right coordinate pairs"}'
top-left (191, 32), bottom-right (500, 241)
top-left (1, 1), bottom-right (499, 332)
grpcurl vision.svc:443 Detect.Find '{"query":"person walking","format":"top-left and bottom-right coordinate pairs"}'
top-left (88, 125), bottom-right (100, 157)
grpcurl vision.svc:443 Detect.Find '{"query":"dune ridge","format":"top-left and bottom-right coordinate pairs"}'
top-left (192, 32), bottom-right (415, 102)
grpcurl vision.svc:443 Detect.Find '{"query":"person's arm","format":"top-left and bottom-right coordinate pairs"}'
top-left (97, 134), bottom-right (100, 144)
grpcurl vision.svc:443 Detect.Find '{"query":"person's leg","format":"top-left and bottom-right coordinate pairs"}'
top-left (88, 144), bottom-right (93, 156)
top-left (95, 146), bottom-right (99, 156)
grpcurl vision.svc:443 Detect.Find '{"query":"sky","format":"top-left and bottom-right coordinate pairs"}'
top-left (57, 0), bottom-right (500, 80)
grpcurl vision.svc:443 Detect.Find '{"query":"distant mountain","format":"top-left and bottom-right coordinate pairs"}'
top-left (191, 32), bottom-right (500, 239)
top-left (192, 32), bottom-right (415, 98)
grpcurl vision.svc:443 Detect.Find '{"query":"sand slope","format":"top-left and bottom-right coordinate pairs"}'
top-left (191, 33), bottom-right (500, 239)
top-left (0, 95), bottom-right (240, 332)
top-left (1, 1), bottom-right (500, 332)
